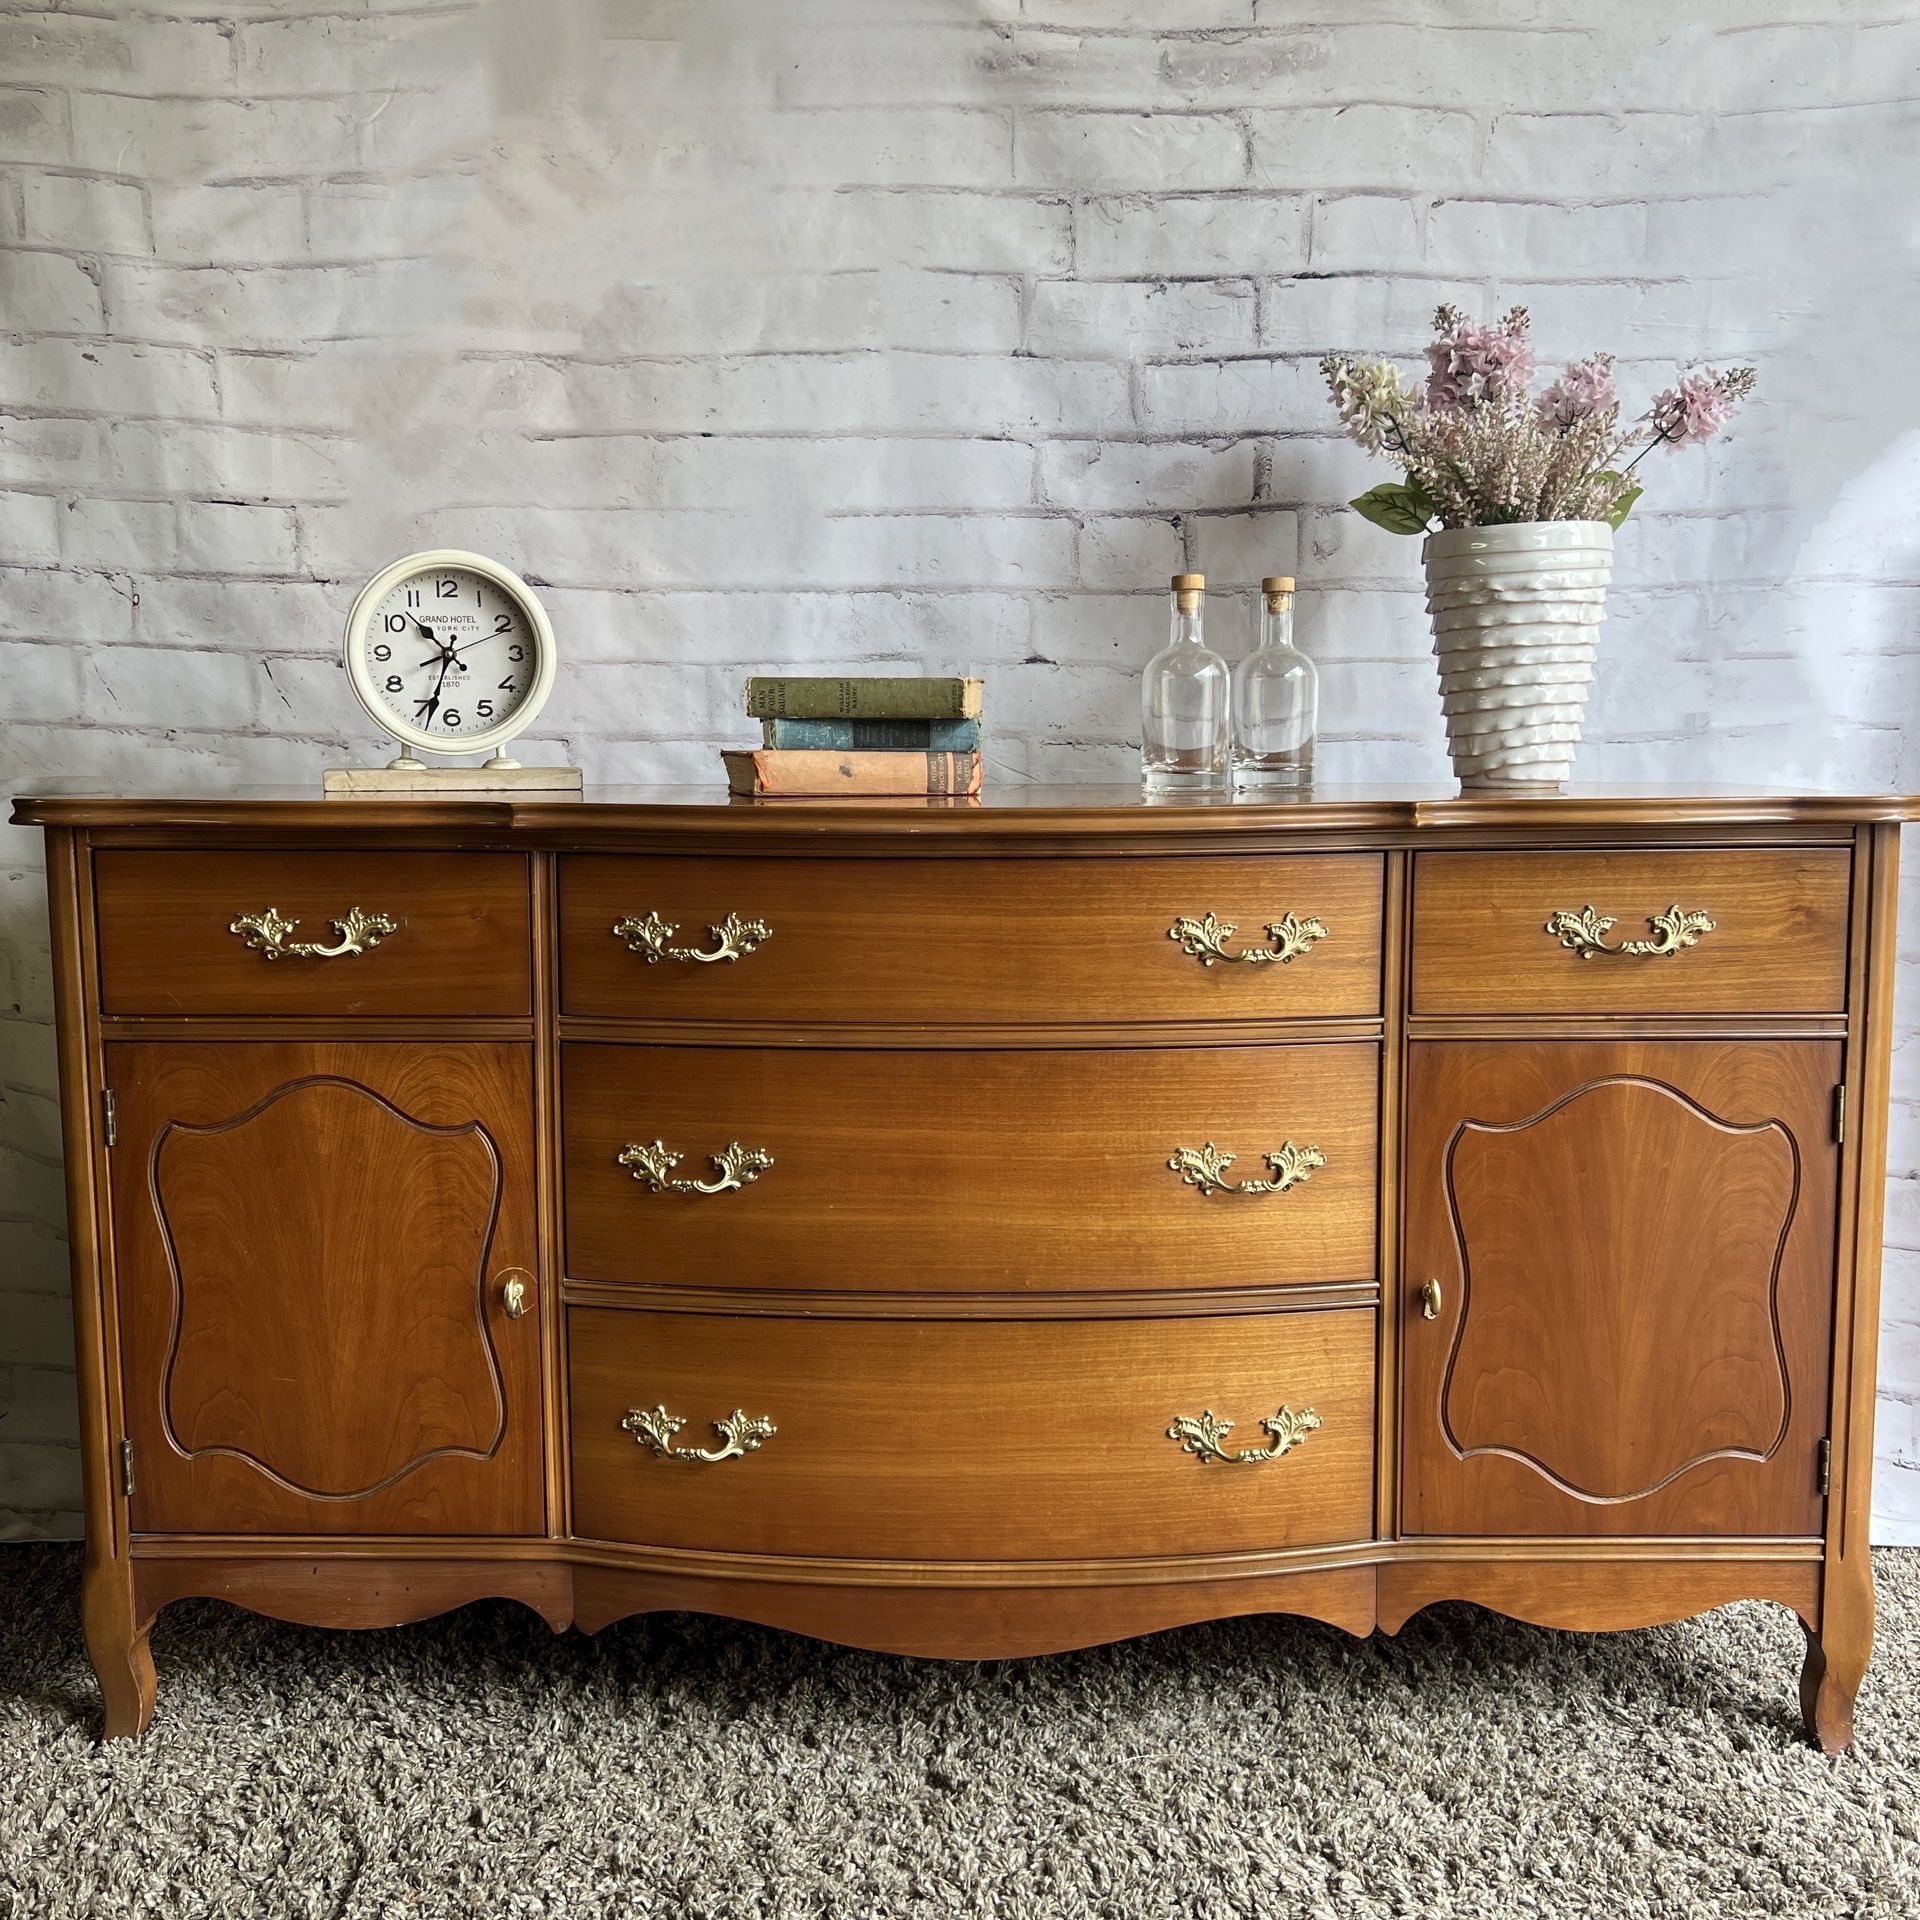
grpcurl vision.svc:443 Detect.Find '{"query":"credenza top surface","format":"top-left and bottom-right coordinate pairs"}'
top-left (12, 782), bottom-right (1920, 837)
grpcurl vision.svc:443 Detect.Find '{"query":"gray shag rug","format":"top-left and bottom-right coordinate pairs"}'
top-left (1, 1547), bottom-right (1916, 1919)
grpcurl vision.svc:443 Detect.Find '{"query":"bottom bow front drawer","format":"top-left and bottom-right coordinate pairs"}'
top-left (567, 1305), bottom-right (1375, 1561)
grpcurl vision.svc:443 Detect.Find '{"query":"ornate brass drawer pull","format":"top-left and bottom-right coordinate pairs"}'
top-left (1169, 911), bottom-right (1327, 967)
top-left (1167, 1405), bottom-right (1322, 1465)
top-left (623, 1404), bottom-right (776, 1464)
top-left (1417, 1278), bottom-right (1443, 1321)
top-left (1169, 1140), bottom-right (1325, 1197)
top-left (618, 1138), bottom-right (773, 1195)
top-left (1544, 903), bottom-right (1715, 959)
top-left (613, 910), bottom-right (771, 965)
top-left (228, 906), bottom-right (397, 961)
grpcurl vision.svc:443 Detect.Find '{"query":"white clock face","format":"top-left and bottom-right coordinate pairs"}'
top-left (359, 565), bottom-right (539, 745)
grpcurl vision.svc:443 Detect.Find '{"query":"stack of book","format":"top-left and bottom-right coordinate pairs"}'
top-left (723, 677), bottom-right (985, 796)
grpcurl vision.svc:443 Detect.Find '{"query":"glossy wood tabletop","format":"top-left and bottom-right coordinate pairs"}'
top-left (16, 781), bottom-right (1920, 837)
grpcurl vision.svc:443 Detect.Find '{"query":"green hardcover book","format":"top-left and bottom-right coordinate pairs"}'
top-left (744, 676), bottom-right (984, 721)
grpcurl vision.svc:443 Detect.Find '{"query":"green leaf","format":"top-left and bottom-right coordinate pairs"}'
top-left (1348, 483), bottom-right (1433, 536)
top-left (1601, 484), bottom-right (1643, 530)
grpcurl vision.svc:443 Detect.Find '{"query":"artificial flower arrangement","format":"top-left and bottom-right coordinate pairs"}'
top-left (1320, 305), bottom-right (1757, 536)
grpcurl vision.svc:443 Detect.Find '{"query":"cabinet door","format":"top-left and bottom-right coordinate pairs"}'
top-left (109, 1043), bottom-right (544, 1535)
top-left (1402, 1042), bottom-right (1838, 1538)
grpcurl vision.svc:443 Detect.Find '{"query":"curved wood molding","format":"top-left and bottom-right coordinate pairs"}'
top-left (152, 1074), bottom-right (509, 1501)
top-left (124, 1549), bottom-right (1824, 1662)
top-left (1440, 1075), bottom-right (1798, 1503)
top-left (134, 1557), bottom-right (573, 1635)
top-left (1376, 1557), bottom-right (1819, 1637)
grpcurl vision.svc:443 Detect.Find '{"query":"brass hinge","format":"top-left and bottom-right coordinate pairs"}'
top-left (1832, 1084), bottom-right (1846, 1145)
top-left (102, 1087), bottom-right (117, 1149)
top-left (120, 1436), bottom-right (135, 1499)
top-left (1818, 1437), bottom-right (1832, 1498)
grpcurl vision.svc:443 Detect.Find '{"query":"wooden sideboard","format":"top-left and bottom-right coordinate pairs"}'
top-left (14, 784), bottom-right (1916, 1752)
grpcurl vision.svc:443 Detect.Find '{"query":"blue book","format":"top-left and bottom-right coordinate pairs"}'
top-left (762, 717), bottom-right (983, 752)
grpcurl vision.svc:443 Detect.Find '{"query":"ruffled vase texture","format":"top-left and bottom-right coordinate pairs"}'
top-left (1423, 520), bottom-right (1612, 789)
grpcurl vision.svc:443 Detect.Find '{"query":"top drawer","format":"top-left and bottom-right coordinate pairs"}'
top-left (95, 851), bottom-right (532, 1017)
top-left (559, 853), bottom-right (1383, 1026)
top-left (1412, 848), bottom-right (1851, 1015)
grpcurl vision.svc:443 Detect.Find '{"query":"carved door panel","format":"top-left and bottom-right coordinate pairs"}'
top-left (1402, 1042), bottom-right (1838, 1538)
top-left (108, 1044), bottom-right (544, 1535)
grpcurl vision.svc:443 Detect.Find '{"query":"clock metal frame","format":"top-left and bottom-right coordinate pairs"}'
top-left (342, 548), bottom-right (558, 761)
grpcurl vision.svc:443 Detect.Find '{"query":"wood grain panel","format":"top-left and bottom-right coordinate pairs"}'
top-left (568, 1563), bottom-right (1379, 1650)
top-left (96, 851), bottom-right (531, 1016)
top-left (1401, 1041), bottom-right (1837, 1538)
top-left (1377, 1557), bottom-right (1818, 1635)
top-left (109, 1043), bottom-right (545, 1535)
top-left (1411, 848), bottom-right (1850, 1013)
top-left (560, 852), bottom-right (1383, 1024)
top-left (568, 1306), bottom-right (1375, 1560)
top-left (563, 1041), bottom-right (1379, 1291)
top-left (134, 1556), bottom-right (573, 1633)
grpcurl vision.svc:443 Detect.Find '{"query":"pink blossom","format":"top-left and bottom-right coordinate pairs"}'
top-left (1425, 306), bottom-right (1535, 411)
top-left (1536, 356), bottom-right (1617, 431)
top-left (1650, 373), bottom-right (1735, 446)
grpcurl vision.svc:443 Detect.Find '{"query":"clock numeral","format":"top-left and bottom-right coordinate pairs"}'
top-left (443, 708), bottom-right (463, 728)
top-left (385, 675), bottom-right (403, 692)
top-left (507, 644), bottom-right (525, 662)
top-left (477, 699), bottom-right (494, 720)
top-left (492, 614), bottom-right (513, 635)
top-left (498, 678), bottom-right (517, 693)
top-left (372, 644), bottom-right (391, 662)
top-left (436, 577), bottom-right (457, 600)
top-left (405, 588), bottom-right (420, 607)
top-left (383, 612), bottom-right (406, 632)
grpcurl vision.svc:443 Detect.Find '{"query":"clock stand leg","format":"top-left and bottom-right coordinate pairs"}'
top-left (384, 751), bottom-right (428, 772)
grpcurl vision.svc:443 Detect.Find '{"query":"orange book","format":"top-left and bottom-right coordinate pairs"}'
top-left (722, 749), bottom-right (983, 797)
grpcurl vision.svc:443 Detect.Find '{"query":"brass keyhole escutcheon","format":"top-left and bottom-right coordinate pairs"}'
top-left (1417, 1278), bottom-right (1443, 1321)
top-left (499, 1270), bottom-right (533, 1320)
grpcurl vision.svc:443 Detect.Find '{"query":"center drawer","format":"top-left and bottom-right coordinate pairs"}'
top-left (559, 852), bottom-right (1383, 1025)
top-left (567, 1304), bottom-right (1376, 1560)
top-left (562, 1041), bottom-right (1379, 1293)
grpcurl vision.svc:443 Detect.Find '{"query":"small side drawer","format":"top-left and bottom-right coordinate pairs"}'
top-left (1412, 848), bottom-right (1851, 1015)
top-left (567, 1305), bottom-right (1376, 1561)
top-left (560, 852), bottom-right (1384, 1026)
top-left (95, 851), bottom-right (532, 1017)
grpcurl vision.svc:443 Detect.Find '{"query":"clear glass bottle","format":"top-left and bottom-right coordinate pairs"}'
top-left (1232, 575), bottom-right (1317, 791)
top-left (1140, 572), bottom-right (1230, 793)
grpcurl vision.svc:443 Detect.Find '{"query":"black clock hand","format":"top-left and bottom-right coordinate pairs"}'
top-left (414, 649), bottom-right (456, 726)
top-left (413, 616), bottom-right (484, 670)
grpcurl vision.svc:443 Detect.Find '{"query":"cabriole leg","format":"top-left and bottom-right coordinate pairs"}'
top-left (83, 1561), bottom-right (155, 1740)
top-left (1800, 1598), bottom-right (1871, 1757)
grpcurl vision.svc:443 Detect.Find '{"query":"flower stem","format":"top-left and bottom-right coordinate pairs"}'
top-left (1619, 425), bottom-right (1674, 479)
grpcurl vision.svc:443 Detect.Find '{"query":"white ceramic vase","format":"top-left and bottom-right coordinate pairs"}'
top-left (1423, 520), bottom-right (1612, 790)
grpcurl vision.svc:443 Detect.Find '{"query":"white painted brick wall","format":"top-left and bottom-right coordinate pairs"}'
top-left (2, 0), bottom-right (1917, 1543)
